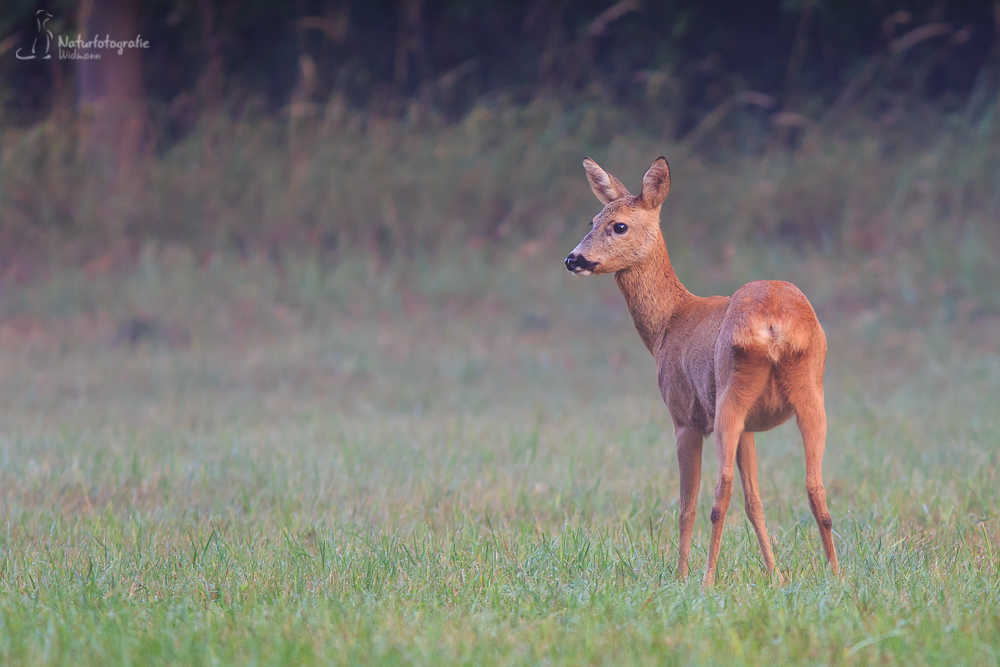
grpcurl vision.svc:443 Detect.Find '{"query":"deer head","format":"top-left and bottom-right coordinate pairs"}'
top-left (564, 157), bottom-right (671, 276)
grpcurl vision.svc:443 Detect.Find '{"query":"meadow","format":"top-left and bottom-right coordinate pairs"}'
top-left (3, 0), bottom-right (1000, 661)
top-left (0, 221), bottom-right (998, 664)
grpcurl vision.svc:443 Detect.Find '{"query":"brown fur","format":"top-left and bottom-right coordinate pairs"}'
top-left (566, 157), bottom-right (839, 586)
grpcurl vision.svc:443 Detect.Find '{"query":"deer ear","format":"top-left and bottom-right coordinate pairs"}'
top-left (583, 157), bottom-right (631, 205)
top-left (639, 157), bottom-right (671, 209)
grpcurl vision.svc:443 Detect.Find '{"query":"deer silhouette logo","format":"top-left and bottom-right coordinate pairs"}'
top-left (16, 10), bottom-right (54, 60)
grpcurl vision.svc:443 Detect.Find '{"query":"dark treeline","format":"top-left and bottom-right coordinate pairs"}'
top-left (3, 0), bottom-right (999, 136)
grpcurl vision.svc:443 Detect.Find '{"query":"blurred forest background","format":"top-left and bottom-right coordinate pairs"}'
top-left (1, 0), bottom-right (999, 270)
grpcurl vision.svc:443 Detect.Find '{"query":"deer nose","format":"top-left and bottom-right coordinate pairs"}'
top-left (565, 253), bottom-right (598, 273)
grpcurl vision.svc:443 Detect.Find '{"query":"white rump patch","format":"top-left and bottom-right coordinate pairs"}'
top-left (736, 316), bottom-right (806, 362)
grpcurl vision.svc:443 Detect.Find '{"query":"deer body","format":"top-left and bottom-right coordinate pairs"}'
top-left (565, 157), bottom-right (839, 586)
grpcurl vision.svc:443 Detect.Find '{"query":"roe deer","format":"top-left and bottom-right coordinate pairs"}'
top-left (564, 157), bottom-right (839, 586)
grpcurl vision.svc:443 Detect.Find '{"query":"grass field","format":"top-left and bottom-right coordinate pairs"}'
top-left (0, 240), bottom-right (998, 666)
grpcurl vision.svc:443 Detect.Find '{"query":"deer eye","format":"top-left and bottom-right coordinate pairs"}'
top-left (612, 222), bottom-right (628, 235)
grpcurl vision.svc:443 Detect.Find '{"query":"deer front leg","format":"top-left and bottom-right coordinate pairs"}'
top-left (736, 432), bottom-right (777, 577)
top-left (675, 427), bottom-right (703, 578)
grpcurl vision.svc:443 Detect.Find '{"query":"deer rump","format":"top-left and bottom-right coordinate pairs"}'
top-left (716, 280), bottom-right (822, 433)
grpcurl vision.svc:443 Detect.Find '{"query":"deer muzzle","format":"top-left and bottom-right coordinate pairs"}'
top-left (564, 253), bottom-right (599, 275)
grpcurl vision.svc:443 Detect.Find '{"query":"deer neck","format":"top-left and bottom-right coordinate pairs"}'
top-left (614, 238), bottom-right (690, 354)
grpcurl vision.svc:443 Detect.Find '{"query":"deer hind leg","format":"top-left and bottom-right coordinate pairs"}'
top-left (704, 361), bottom-right (770, 587)
top-left (736, 431), bottom-right (776, 576)
top-left (790, 385), bottom-right (840, 575)
top-left (675, 427), bottom-right (703, 579)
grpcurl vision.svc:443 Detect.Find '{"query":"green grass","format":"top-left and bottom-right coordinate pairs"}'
top-left (0, 245), bottom-right (998, 665)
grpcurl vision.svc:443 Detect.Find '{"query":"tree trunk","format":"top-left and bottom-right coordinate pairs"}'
top-left (76, 0), bottom-right (149, 182)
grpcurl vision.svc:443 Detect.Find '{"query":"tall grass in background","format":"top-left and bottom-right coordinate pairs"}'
top-left (1, 96), bottom-right (999, 317)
